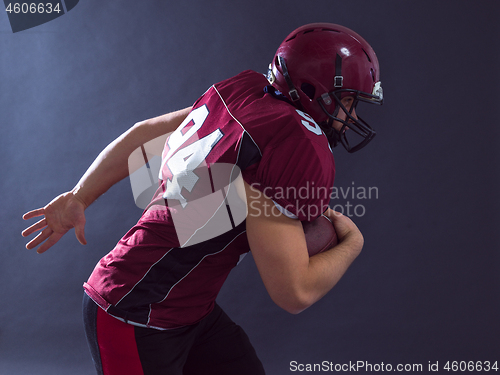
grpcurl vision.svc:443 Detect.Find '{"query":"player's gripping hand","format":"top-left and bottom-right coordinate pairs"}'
top-left (22, 191), bottom-right (87, 254)
top-left (323, 208), bottom-right (364, 253)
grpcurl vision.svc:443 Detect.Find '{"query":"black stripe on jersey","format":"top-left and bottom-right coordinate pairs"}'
top-left (108, 222), bottom-right (247, 325)
top-left (236, 131), bottom-right (261, 170)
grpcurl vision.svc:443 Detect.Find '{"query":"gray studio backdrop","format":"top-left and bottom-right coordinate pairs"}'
top-left (1, 1), bottom-right (499, 374)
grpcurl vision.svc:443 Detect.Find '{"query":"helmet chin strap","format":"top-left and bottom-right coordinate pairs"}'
top-left (278, 56), bottom-right (301, 103)
top-left (318, 90), bottom-right (342, 149)
top-left (318, 53), bottom-right (344, 149)
top-left (318, 119), bottom-right (340, 148)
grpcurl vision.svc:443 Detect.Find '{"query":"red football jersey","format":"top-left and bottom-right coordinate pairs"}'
top-left (84, 70), bottom-right (335, 329)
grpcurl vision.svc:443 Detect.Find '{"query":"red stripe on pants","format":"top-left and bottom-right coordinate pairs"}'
top-left (96, 308), bottom-right (145, 375)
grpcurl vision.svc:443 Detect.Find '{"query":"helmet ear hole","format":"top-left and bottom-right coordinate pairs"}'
top-left (301, 83), bottom-right (316, 100)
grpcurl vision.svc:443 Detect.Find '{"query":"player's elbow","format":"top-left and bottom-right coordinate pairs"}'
top-left (282, 302), bottom-right (311, 315)
top-left (272, 290), bottom-right (315, 315)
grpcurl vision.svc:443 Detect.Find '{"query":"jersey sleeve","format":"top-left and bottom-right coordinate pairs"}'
top-left (251, 135), bottom-right (335, 221)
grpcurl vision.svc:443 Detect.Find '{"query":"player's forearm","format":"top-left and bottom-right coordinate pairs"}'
top-left (275, 223), bottom-right (363, 314)
top-left (250, 226), bottom-right (362, 314)
top-left (295, 209), bottom-right (364, 310)
top-left (299, 235), bottom-right (363, 310)
top-left (71, 134), bottom-right (137, 208)
top-left (72, 107), bottom-right (191, 208)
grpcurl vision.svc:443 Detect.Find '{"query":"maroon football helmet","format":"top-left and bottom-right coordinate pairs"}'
top-left (268, 23), bottom-right (383, 152)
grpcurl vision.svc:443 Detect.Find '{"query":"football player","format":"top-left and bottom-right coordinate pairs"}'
top-left (22, 23), bottom-right (383, 375)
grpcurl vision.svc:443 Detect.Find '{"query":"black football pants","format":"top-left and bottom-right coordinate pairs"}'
top-left (83, 293), bottom-right (265, 375)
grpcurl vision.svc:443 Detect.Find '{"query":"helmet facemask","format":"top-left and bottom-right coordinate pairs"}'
top-left (317, 87), bottom-right (382, 153)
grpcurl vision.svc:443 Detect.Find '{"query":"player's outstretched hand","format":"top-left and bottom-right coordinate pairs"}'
top-left (22, 191), bottom-right (87, 254)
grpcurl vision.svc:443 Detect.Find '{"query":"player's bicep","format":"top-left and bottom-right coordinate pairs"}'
top-left (126, 107), bottom-right (192, 174)
top-left (133, 106), bottom-right (193, 154)
top-left (244, 182), bottom-right (311, 313)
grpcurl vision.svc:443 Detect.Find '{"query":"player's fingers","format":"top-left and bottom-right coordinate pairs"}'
top-left (74, 220), bottom-right (87, 245)
top-left (323, 208), bottom-right (344, 222)
top-left (22, 208), bottom-right (45, 220)
top-left (325, 209), bottom-right (360, 240)
top-left (21, 218), bottom-right (47, 237)
top-left (36, 233), bottom-right (63, 254)
top-left (25, 227), bottom-right (53, 250)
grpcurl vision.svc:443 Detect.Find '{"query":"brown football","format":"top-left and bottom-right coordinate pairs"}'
top-left (302, 214), bottom-right (338, 256)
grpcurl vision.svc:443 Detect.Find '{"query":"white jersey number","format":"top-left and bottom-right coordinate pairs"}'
top-left (160, 105), bottom-right (223, 207)
top-left (296, 109), bottom-right (322, 135)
